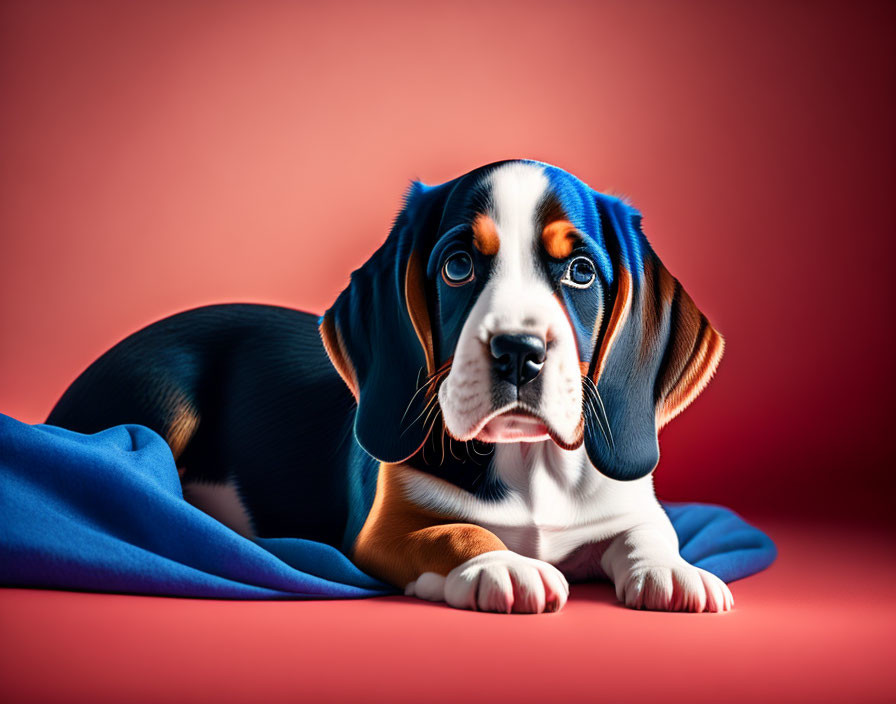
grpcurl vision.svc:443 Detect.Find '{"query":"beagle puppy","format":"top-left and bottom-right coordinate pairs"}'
top-left (48, 160), bottom-right (730, 613)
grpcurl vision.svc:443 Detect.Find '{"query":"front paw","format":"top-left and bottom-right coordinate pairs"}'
top-left (405, 550), bottom-right (570, 614)
top-left (617, 562), bottom-right (733, 612)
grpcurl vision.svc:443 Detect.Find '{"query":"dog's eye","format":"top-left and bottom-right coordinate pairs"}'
top-left (442, 251), bottom-right (474, 285)
top-left (562, 256), bottom-right (596, 289)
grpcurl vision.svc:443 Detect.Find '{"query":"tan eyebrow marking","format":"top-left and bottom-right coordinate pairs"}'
top-left (541, 219), bottom-right (581, 259)
top-left (472, 214), bottom-right (500, 255)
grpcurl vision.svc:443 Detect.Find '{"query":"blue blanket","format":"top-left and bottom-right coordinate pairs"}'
top-left (0, 413), bottom-right (775, 599)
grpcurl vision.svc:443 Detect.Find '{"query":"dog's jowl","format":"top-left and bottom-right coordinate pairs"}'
top-left (48, 160), bottom-right (732, 614)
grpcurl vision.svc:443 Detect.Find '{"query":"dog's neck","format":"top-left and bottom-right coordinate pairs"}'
top-left (491, 441), bottom-right (593, 496)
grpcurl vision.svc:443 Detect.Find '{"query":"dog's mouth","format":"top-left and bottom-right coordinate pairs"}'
top-left (461, 405), bottom-right (584, 449)
top-left (476, 409), bottom-right (550, 443)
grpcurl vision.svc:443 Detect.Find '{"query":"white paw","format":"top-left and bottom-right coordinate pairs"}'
top-left (616, 562), bottom-right (733, 612)
top-left (405, 550), bottom-right (570, 614)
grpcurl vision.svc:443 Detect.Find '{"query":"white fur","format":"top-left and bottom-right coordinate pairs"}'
top-left (439, 162), bottom-right (583, 446)
top-left (423, 162), bottom-right (732, 614)
top-left (400, 445), bottom-right (731, 613)
top-left (406, 550), bottom-right (569, 614)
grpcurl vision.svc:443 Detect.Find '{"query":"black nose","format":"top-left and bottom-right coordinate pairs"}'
top-left (489, 334), bottom-right (546, 387)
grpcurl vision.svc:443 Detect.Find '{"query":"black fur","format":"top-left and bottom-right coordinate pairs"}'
top-left (47, 304), bottom-right (373, 549)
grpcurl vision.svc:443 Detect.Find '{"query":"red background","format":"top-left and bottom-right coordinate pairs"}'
top-left (4, 1), bottom-right (894, 521)
top-left (2, 3), bottom-right (895, 703)
top-left (2, 1), bottom-right (895, 523)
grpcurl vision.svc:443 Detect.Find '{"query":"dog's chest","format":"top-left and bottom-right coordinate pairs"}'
top-left (476, 482), bottom-right (612, 580)
top-left (403, 444), bottom-right (656, 576)
top-left (480, 446), bottom-right (613, 573)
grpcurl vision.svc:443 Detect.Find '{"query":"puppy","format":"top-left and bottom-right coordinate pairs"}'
top-left (48, 160), bottom-right (730, 614)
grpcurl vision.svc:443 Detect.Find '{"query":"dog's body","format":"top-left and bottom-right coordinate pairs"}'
top-left (48, 160), bottom-right (731, 613)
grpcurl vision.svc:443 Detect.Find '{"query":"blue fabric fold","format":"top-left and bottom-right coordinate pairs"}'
top-left (0, 413), bottom-right (775, 599)
top-left (662, 502), bottom-right (777, 582)
top-left (0, 414), bottom-right (391, 598)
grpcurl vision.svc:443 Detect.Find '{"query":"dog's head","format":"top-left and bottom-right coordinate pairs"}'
top-left (320, 160), bottom-right (723, 480)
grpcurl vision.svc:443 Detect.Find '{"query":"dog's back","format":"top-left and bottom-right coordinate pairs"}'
top-left (47, 303), bottom-right (374, 548)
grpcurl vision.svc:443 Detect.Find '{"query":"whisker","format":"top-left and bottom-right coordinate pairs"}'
top-left (399, 360), bottom-right (454, 434)
top-left (440, 423), bottom-right (447, 466)
top-left (582, 381), bottom-right (613, 449)
top-left (421, 407), bottom-right (443, 462)
top-left (400, 393), bottom-right (440, 436)
top-left (591, 388), bottom-right (614, 449)
top-left (448, 434), bottom-right (462, 462)
top-left (470, 439), bottom-right (492, 458)
top-left (420, 400), bottom-right (442, 440)
top-left (420, 362), bottom-right (452, 386)
top-left (400, 375), bottom-right (440, 426)
top-left (584, 379), bottom-right (613, 447)
top-left (585, 399), bottom-right (611, 449)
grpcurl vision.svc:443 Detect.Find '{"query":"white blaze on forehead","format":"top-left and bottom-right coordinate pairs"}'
top-left (439, 161), bottom-right (584, 445)
top-left (486, 162), bottom-right (549, 277)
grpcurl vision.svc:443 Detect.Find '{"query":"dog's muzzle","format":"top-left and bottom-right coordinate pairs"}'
top-left (489, 333), bottom-right (546, 387)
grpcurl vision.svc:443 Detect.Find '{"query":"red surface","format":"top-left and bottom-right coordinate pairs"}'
top-left (1, 520), bottom-right (894, 704)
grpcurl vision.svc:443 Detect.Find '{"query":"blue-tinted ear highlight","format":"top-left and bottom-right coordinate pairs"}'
top-left (539, 163), bottom-right (614, 283)
top-left (320, 181), bottom-right (452, 463)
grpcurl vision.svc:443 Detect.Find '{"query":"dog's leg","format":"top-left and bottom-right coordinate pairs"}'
top-left (599, 512), bottom-right (733, 612)
top-left (352, 464), bottom-right (569, 614)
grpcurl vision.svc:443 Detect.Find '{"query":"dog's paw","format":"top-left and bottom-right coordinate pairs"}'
top-left (446, 551), bottom-right (570, 614)
top-left (616, 562), bottom-right (733, 612)
top-left (405, 550), bottom-right (569, 614)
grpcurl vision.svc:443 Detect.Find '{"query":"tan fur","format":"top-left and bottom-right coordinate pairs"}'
top-left (472, 213), bottom-right (500, 256)
top-left (588, 257), bottom-right (723, 429)
top-left (541, 219), bottom-right (581, 259)
top-left (164, 398), bottom-right (199, 462)
top-left (352, 463), bottom-right (508, 587)
top-left (658, 317), bottom-right (724, 428)
top-left (319, 313), bottom-right (360, 401)
top-left (405, 250), bottom-right (436, 377)
top-left (590, 267), bottom-right (632, 383)
top-left (639, 255), bottom-right (679, 364)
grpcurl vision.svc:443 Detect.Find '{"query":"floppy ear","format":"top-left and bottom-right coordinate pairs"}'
top-left (584, 196), bottom-right (725, 481)
top-left (319, 181), bottom-right (450, 463)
